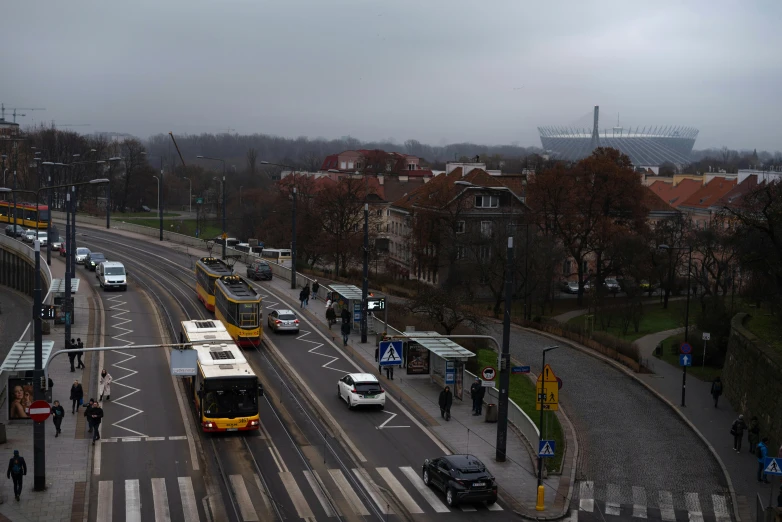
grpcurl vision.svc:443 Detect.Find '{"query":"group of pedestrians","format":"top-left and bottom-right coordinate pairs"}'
top-left (299, 280), bottom-right (320, 308)
top-left (67, 338), bottom-right (85, 372)
top-left (730, 413), bottom-right (782, 484)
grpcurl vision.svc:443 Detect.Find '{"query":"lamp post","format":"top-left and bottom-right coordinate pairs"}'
top-left (536, 345), bottom-right (559, 510)
top-left (361, 203), bottom-right (369, 343)
top-left (1, 177), bottom-right (108, 491)
top-left (659, 243), bottom-right (692, 407)
top-left (142, 152), bottom-right (164, 241)
top-left (184, 177), bottom-right (192, 213)
top-left (41, 162), bottom-right (55, 266)
top-left (105, 157), bottom-right (121, 229)
top-left (197, 156), bottom-right (226, 259)
top-left (261, 161), bottom-right (299, 288)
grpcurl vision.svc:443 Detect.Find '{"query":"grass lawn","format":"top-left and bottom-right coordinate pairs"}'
top-left (745, 312), bottom-right (782, 353)
top-left (113, 211), bottom-right (180, 218)
top-left (125, 218), bottom-right (222, 240)
top-left (469, 348), bottom-right (564, 473)
top-left (568, 299), bottom-right (689, 342)
top-left (654, 332), bottom-right (723, 382)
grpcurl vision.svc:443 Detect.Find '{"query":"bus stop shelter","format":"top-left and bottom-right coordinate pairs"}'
top-left (400, 331), bottom-right (475, 401)
top-left (0, 341), bottom-right (56, 423)
top-left (50, 278), bottom-right (79, 325)
top-left (329, 284), bottom-right (364, 331)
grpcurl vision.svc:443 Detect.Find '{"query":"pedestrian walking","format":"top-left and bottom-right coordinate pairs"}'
top-left (757, 437), bottom-right (770, 484)
top-left (748, 416), bottom-right (760, 454)
top-left (84, 399), bottom-right (95, 433)
top-left (76, 338), bottom-right (85, 369)
top-left (67, 340), bottom-right (76, 372)
top-left (731, 414), bottom-right (747, 452)
top-left (312, 280), bottom-right (320, 300)
top-left (70, 380), bottom-right (83, 414)
top-left (91, 402), bottom-right (104, 445)
top-left (326, 304), bottom-right (337, 329)
top-left (341, 307), bottom-right (350, 324)
top-left (340, 321), bottom-right (351, 347)
top-left (7, 450), bottom-right (27, 501)
top-left (439, 386), bottom-right (453, 421)
top-left (299, 288), bottom-right (308, 309)
top-left (51, 400), bottom-right (65, 437)
top-left (99, 369), bottom-right (112, 401)
top-left (384, 365), bottom-right (394, 380)
top-left (710, 376), bottom-right (723, 408)
top-left (303, 283), bottom-right (311, 306)
top-left (470, 378), bottom-right (485, 416)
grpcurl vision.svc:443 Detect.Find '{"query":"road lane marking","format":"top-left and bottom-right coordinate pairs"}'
top-left (578, 481), bottom-right (594, 512)
top-left (123, 437), bottom-right (142, 442)
top-left (376, 467), bottom-right (424, 514)
top-left (178, 476), bottom-right (201, 521)
top-left (303, 470), bottom-right (337, 517)
top-left (399, 466), bottom-right (450, 513)
top-left (353, 468), bottom-right (393, 515)
top-left (605, 483), bottom-right (621, 516)
top-left (126, 479), bottom-right (141, 522)
top-left (313, 470), bottom-right (344, 517)
top-left (254, 473), bottom-right (273, 512)
top-left (328, 469), bottom-right (370, 516)
top-left (97, 481), bottom-right (113, 521)
top-left (151, 477), bottom-right (171, 522)
top-left (230, 475), bottom-right (260, 521)
top-left (685, 492), bottom-right (704, 522)
top-left (93, 440), bottom-right (101, 475)
top-left (168, 435), bottom-right (188, 440)
top-left (632, 486), bottom-right (647, 518)
top-left (377, 410), bottom-right (410, 429)
top-left (298, 329), bottom-right (354, 373)
top-left (712, 494), bottom-right (731, 522)
top-left (658, 491), bottom-right (676, 521)
top-left (147, 436), bottom-right (165, 441)
top-left (280, 471), bottom-right (316, 520)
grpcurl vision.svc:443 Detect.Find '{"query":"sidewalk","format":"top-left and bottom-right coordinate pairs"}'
top-left (635, 328), bottom-right (770, 522)
top-left (262, 275), bottom-right (566, 517)
top-left (0, 256), bottom-right (97, 522)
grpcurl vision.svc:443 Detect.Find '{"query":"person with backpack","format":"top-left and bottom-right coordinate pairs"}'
top-left (757, 437), bottom-right (771, 484)
top-left (51, 400), bottom-right (65, 437)
top-left (710, 377), bottom-right (723, 408)
top-left (748, 416), bottom-right (760, 455)
top-left (90, 401), bottom-right (104, 445)
top-left (76, 338), bottom-right (85, 369)
top-left (7, 450), bottom-right (27, 501)
top-left (731, 414), bottom-right (747, 452)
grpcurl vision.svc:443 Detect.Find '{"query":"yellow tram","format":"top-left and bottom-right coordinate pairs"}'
top-left (214, 275), bottom-right (263, 348)
top-left (0, 201), bottom-right (49, 229)
top-left (194, 257), bottom-right (233, 312)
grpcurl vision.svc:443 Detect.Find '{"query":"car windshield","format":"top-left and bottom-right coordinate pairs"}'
top-left (91, 255), bottom-right (106, 262)
top-left (278, 313), bottom-right (296, 320)
top-left (105, 267), bottom-right (125, 275)
top-left (203, 378), bottom-right (258, 417)
top-left (77, 248), bottom-right (90, 255)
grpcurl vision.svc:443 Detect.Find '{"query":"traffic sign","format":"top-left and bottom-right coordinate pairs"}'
top-left (680, 342), bottom-right (692, 355)
top-left (196, 197), bottom-right (203, 204)
top-left (536, 364), bottom-right (559, 411)
top-left (512, 366), bottom-right (531, 374)
top-left (379, 341), bottom-right (403, 367)
top-left (702, 332), bottom-right (711, 341)
top-left (221, 232), bottom-right (228, 240)
top-left (763, 457), bottom-right (782, 476)
top-left (679, 354), bottom-right (692, 367)
top-left (28, 400), bottom-right (51, 422)
top-left (557, 376), bottom-right (563, 390)
top-left (481, 367), bottom-right (496, 381)
top-left (538, 440), bottom-right (555, 457)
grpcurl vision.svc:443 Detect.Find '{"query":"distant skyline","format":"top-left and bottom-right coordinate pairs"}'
top-left (2, 1), bottom-right (780, 151)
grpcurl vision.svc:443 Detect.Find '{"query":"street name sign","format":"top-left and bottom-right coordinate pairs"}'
top-left (512, 366), bottom-right (531, 374)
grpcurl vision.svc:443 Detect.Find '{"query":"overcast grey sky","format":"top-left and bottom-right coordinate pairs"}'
top-left (2, 0), bottom-right (780, 150)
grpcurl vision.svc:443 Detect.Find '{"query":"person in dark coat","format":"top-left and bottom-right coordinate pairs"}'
top-left (7, 450), bottom-right (27, 501)
top-left (70, 380), bottom-right (84, 414)
top-left (299, 288), bottom-right (307, 309)
top-left (84, 399), bottom-right (95, 433)
top-left (311, 280), bottom-right (320, 300)
top-left (326, 304), bottom-right (337, 329)
top-left (68, 339), bottom-right (76, 373)
top-left (51, 400), bottom-right (65, 437)
top-left (470, 378), bottom-right (485, 416)
top-left (731, 414), bottom-right (747, 452)
top-left (710, 376), bottom-right (723, 408)
top-left (439, 386), bottom-right (453, 421)
top-left (303, 283), bottom-right (311, 306)
top-left (341, 321), bottom-right (351, 347)
top-left (341, 307), bottom-right (351, 324)
top-left (76, 338), bottom-right (85, 369)
top-left (748, 416), bottom-right (760, 455)
top-left (90, 402), bottom-right (104, 444)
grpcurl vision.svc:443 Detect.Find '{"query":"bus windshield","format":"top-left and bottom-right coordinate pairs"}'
top-left (203, 378), bottom-right (258, 418)
top-left (38, 210), bottom-right (49, 222)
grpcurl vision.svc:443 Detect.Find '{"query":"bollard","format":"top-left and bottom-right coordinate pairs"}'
top-left (535, 485), bottom-right (545, 511)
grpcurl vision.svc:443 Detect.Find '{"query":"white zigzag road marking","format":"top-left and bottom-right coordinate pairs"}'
top-left (106, 294), bottom-right (147, 437)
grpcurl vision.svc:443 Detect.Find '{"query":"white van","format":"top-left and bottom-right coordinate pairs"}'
top-left (97, 261), bottom-right (128, 291)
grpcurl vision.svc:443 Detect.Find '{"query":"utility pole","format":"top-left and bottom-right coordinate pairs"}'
top-left (496, 236), bottom-right (513, 461)
top-left (32, 240), bottom-right (45, 490)
top-left (361, 203), bottom-right (369, 344)
top-left (291, 187), bottom-right (297, 289)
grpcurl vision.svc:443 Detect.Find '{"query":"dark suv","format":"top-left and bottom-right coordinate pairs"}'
top-left (422, 454), bottom-right (497, 507)
top-left (246, 259), bottom-right (272, 281)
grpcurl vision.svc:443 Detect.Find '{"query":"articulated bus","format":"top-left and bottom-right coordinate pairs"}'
top-left (214, 275), bottom-right (263, 348)
top-left (260, 248), bottom-right (292, 267)
top-left (0, 201), bottom-right (49, 229)
top-left (194, 257), bottom-right (233, 311)
top-left (180, 319), bottom-right (263, 432)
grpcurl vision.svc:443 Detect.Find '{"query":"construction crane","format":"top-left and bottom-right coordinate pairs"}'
top-left (169, 132), bottom-right (186, 167)
top-left (0, 104), bottom-right (46, 122)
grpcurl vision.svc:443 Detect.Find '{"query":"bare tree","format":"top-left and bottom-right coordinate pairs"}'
top-left (408, 286), bottom-right (484, 335)
top-left (246, 148), bottom-right (258, 178)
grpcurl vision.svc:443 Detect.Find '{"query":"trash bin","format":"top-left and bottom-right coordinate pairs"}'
top-left (485, 403), bottom-right (498, 423)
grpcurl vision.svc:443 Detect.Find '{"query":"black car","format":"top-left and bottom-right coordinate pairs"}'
top-left (85, 252), bottom-right (107, 271)
top-left (422, 454), bottom-right (497, 507)
top-left (246, 259), bottom-right (273, 281)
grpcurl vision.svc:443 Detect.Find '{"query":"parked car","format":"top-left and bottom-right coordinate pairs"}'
top-left (247, 259), bottom-right (273, 281)
top-left (22, 229), bottom-right (37, 243)
top-left (85, 252), bottom-right (107, 271)
top-left (561, 281), bottom-right (579, 294)
top-left (75, 247), bottom-right (91, 264)
top-left (267, 308), bottom-right (300, 333)
top-left (604, 278), bottom-right (620, 293)
top-left (337, 373), bottom-right (385, 409)
top-left (421, 454), bottom-right (498, 507)
top-left (5, 225), bottom-right (24, 237)
top-left (141, 205), bottom-right (152, 212)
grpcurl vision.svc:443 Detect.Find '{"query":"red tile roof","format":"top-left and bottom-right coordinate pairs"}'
top-left (680, 177), bottom-right (737, 209)
top-left (717, 175), bottom-right (762, 209)
top-left (642, 185), bottom-right (676, 212)
top-left (649, 179), bottom-right (703, 208)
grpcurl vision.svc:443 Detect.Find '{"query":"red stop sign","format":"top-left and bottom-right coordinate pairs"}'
top-left (28, 400), bottom-right (51, 422)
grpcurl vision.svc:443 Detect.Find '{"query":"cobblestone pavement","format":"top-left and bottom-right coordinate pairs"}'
top-left (485, 322), bottom-right (730, 514)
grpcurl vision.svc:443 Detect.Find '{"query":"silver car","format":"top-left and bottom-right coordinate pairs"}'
top-left (22, 229), bottom-right (37, 243)
top-left (75, 247), bottom-right (91, 264)
top-left (267, 309), bottom-right (300, 333)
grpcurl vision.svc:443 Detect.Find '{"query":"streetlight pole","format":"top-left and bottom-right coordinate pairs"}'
top-left (70, 186), bottom-right (76, 278)
top-left (106, 157), bottom-right (121, 229)
top-left (41, 162), bottom-right (55, 266)
top-left (197, 156), bottom-right (227, 259)
top-left (143, 152), bottom-right (164, 241)
top-left (536, 345), bottom-right (559, 510)
top-left (361, 203), bottom-right (369, 344)
top-left (496, 236), bottom-right (513, 462)
top-left (682, 244), bottom-right (692, 407)
top-left (153, 175), bottom-right (161, 238)
top-left (291, 187), bottom-right (297, 289)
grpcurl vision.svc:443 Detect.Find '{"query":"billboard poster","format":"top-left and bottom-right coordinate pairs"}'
top-left (406, 343), bottom-right (430, 375)
top-left (8, 378), bottom-right (34, 420)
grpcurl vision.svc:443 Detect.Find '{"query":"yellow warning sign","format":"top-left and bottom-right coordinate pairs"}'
top-left (535, 363), bottom-right (559, 411)
top-left (221, 232), bottom-right (228, 240)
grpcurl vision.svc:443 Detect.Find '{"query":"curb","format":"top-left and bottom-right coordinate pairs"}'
top-left (517, 324), bottom-right (741, 522)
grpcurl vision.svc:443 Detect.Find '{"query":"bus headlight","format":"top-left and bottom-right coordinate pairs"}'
top-left (203, 421), bottom-right (214, 429)
top-left (249, 419), bottom-right (259, 427)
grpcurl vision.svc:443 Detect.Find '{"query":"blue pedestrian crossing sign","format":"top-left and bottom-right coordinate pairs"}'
top-left (379, 341), bottom-right (403, 367)
top-left (679, 354), bottom-right (692, 367)
top-left (538, 440), bottom-right (555, 458)
top-left (764, 457), bottom-right (782, 476)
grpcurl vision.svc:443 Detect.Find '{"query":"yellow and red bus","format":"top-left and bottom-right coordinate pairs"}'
top-left (194, 257), bottom-right (233, 312)
top-left (214, 275), bottom-right (263, 349)
top-left (180, 319), bottom-right (262, 432)
top-left (0, 201), bottom-right (49, 229)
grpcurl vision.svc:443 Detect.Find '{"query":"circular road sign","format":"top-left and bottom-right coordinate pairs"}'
top-left (481, 366), bottom-right (497, 381)
top-left (28, 400), bottom-right (51, 423)
top-left (680, 342), bottom-right (692, 355)
top-left (556, 377), bottom-right (563, 390)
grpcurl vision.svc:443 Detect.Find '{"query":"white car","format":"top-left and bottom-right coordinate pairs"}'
top-left (36, 231), bottom-right (48, 247)
top-left (337, 373), bottom-right (385, 409)
top-left (75, 247), bottom-right (91, 264)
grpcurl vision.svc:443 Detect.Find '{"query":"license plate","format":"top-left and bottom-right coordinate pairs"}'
top-left (365, 395), bottom-right (375, 398)
top-left (473, 482), bottom-right (486, 487)
top-left (227, 428), bottom-right (238, 432)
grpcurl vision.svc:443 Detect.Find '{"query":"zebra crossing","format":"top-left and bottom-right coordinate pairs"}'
top-left (575, 481), bottom-right (732, 522)
top-left (95, 465), bottom-right (504, 520)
